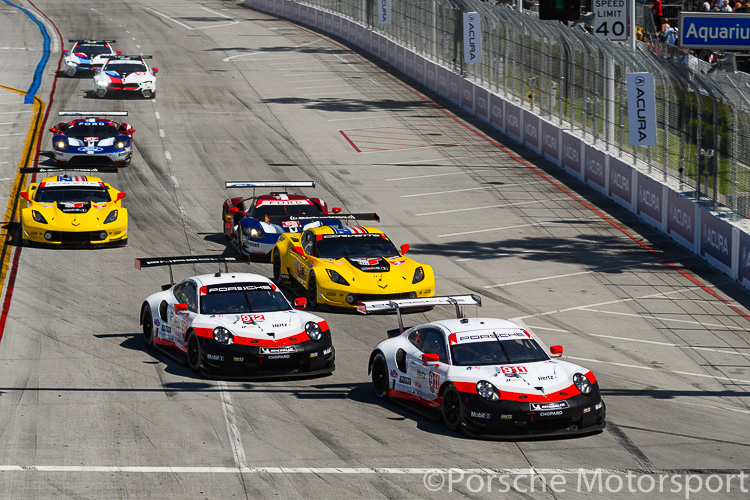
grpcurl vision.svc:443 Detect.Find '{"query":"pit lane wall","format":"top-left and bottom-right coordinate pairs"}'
top-left (243, 0), bottom-right (750, 291)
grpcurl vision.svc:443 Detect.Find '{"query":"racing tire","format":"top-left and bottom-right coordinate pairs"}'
top-left (371, 353), bottom-right (390, 399)
top-left (272, 252), bottom-right (284, 284)
top-left (64, 67), bottom-right (76, 77)
top-left (442, 385), bottom-right (463, 432)
top-left (187, 331), bottom-right (203, 375)
top-left (141, 306), bottom-right (154, 348)
top-left (307, 271), bottom-right (319, 309)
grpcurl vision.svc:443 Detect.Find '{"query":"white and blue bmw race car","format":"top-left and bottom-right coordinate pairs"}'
top-left (63, 39), bottom-right (120, 77)
top-left (93, 55), bottom-right (158, 99)
top-left (361, 295), bottom-right (606, 439)
top-left (49, 111), bottom-right (134, 167)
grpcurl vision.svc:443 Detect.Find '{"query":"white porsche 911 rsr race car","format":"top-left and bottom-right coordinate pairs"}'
top-left (137, 255), bottom-right (335, 378)
top-left (63, 39), bottom-right (120, 77)
top-left (361, 295), bottom-right (606, 438)
top-left (93, 55), bottom-right (158, 99)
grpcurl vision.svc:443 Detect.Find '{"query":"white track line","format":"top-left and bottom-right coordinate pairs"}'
top-left (583, 308), bottom-right (748, 331)
top-left (440, 222), bottom-right (548, 238)
top-left (417, 198), bottom-right (569, 217)
top-left (326, 116), bottom-right (384, 122)
top-left (159, 129), bottom-right (165, 138)
top-left (0, 110), bottom-right (31, 114)
top-left (401, 186), bottom-right (493, 198)
top-left (485, 264), bottom-right (640, 288)
top-left (386, 169), bottom-right (490, 181)
top-left (164, 151), bottom-right (171, 160)
top-left (154, 111), bottom-right (160, 120)
top-left (224, 39), bottom-right (321, 62)
top-left (218, 380), bottom-right (247, 469)
top-left (531, 325), bottom-right (750, 358)
top-left (457, 241), bottom-right (587, 262)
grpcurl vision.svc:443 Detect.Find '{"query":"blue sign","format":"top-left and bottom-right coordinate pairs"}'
top-left (680, 12), bottom-right (750, 49)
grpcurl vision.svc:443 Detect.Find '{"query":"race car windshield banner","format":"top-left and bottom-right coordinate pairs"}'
top-left (202, 283), bottom-right (274, 295)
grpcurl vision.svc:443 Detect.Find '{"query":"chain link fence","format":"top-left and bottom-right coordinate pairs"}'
top-left (299, 0), bottom-right (750, 218)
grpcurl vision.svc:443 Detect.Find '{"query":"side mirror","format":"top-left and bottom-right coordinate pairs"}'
top-left (115, 50), bottom-right (122, 55)
top-left (115, 192), bottom-right (127, 202)
top-left (127, 128), bottom-right (135, 134)
top-left (400, 244), bottom-right (410, 255)
top-left (49, 127), bottom-right (58, 134)
top-left (422, 353), bottom-right (440, 365)
top-left (174, 303), bottom-right (189, 315)
top-left (228, 207), bottom-right (243, 214)
top-left (550, 345), bottom-right (563, 358)
top-left (21, 192), bottom-right (32, 203)
top-left (152, 67), bottom-right (159, 74)
top-left (331, 207), bottom-right (342, 214)
top-left (294, 297), bottom-right (307, 309)
top-left (292, 246), bottom-right (305, 257)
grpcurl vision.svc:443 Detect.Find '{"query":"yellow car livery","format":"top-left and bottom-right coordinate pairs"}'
top-left (20, 174), bottom-right (128, 246)
top-left (272, 224), bottom-right (435, 309)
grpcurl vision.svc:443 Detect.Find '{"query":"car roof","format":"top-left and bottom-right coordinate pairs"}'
top-left (255, 194), bottom-right (314, 202)
top-left (188, 272), bottom-right (276, 287)
top-left (429, 317), bottom-right (529, 335)
top-left (38, 175), bottom-right (106, 187)
top-left (307, 225), bottom-right (383, 235)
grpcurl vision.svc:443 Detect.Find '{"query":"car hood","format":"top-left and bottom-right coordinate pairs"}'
top-left (24, 202), bottom-right (120, 227)
top-left (321, 256), bottom-right (426, 284)
top-left (104, 71), bottom-right (152, 82)
top-left (194, 310), bottom-right (319, 341)
top-left (450, 359), bottom-right (586, 394)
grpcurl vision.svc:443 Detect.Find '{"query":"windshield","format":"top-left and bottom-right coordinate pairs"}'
top-left (200, 283), bottom-right (291, 315)
top-left (106, 63), bottom-right (147, 74)
top-left (35, 186), bottom-right (111, 203)
top-left (75, 45), bottom-right (112, 56)
top-left (316, 234), bottom-right (399, 259)
top-left (65, 123), bottom-right (119, 138)
top-left (451, 338), bottom-right (549, 366)
top-left (252, 203), bottom-right (323, 220)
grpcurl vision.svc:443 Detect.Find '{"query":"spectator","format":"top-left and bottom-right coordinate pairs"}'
top-left (660, 23), bottom-right (678, 45)
top-left (651, 0), bottom-right (663, 30)
top-left (744, 2), bottom-right (750, 10)
top-left (701, 0), bottom-right (711, 9)
top-left (711, 0), bottom-right (727, 10)
top-left (722, 1), bottom-right (733, 9)
top-left (733, 0), bottom-right (743, 10)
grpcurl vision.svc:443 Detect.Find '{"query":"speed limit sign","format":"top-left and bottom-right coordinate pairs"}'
top-left (594, 0), bottom-right (628, 41)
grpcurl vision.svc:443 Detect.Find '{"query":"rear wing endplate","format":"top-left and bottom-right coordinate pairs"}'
top-left (135, 254), bottom-right (245, 285)
top-left (59, 111), bottom-right (128, 117)
top-left (357, 294), bottom-right (482, 333)
top-left (224, 181), bottom-right (315, 197)
top-left (20, 166), bottom-right (119, 174)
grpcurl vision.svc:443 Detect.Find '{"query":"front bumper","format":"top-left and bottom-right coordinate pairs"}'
top-left (314, 279), bottom-right (435, 309)
top-left (198, 333), bottom-right (335, 378)
top-left (53, 149), bottom-right (132, 166)
top-left (94, 82), bottom-right (156, 98)
top-left (22, 221), bottom-right (128, 246)
top-left (457, 390), bottom-right (606, 439)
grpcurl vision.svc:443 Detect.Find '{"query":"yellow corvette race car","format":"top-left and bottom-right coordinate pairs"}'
top-left (20, 171), bottom-right (128, 246)
top-left (271, 215), bottom-right (435, 309)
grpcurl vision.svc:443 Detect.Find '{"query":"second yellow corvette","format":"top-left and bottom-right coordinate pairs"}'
top-left (271, 221), bottom-right (435, 309)
top-left (20, 172), bottom-right (128, 246)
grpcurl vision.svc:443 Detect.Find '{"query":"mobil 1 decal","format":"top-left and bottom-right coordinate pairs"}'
top-left (542, 121), bottom-right (559, 161)
top-left (505, 103), bottom-right (521, 138)
top-left (584, 144), bottom-right (606, 189)
top-left (636, 172), bottom-right (663, 225)
top-left (667, 190), bottom-right (696, 246)
top-left (700, 209), bottom-right (732, 269)
top-left (739, 231), bottom-right (750, 286)
top-left (609, 157), bottom-right (632, 207)
top-left (561, 133), bottom-right (581, 174)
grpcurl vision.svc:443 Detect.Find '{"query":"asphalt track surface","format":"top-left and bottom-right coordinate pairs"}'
top-left (0, 1), bottom-right (749, 498)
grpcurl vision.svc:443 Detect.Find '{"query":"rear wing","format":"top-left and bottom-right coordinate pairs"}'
top-left (135, 254), bottom-right (246, 285)
top-left (358, 294), bottom-right (482, 333)
top-left (265, 213), bottom-right (380, 224)
top-left (225, 181), bottom-right (315, 197)
top-left (69, 39), bottom-right (116, 43)
top-left (110, 55), bottom-right (152, 60)
top-left (59, 111), bottom-right (128, 117)
top-left (20, 166), bottom-right (119, 174)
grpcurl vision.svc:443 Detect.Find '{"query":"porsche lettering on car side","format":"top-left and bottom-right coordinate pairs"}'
top-left (272, 219), bottom-right (435, 309)
top-left (222, 181), bottom-right (343, 259)
top-left (19, 167), bottom-right (128, 246)
top-left (63, 39), bottom-right (120, 77)
top-left (93, 55), bottom-right (158, 99)
top-left (362, 295), bottom-right (606, 438)
top-left (49, 111), bottom-right (134, 167)
top-left (136, 255), bottom-right (335, 378)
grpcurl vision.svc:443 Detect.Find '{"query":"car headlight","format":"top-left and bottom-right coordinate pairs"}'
top-left (66, 60), bottom-right (77, 67)
top-left (96, 79), bottom-right (109, 87)
top-left (115, 140), bottom-right (128, 149)
top-left (476, 380), bottom-right (500, 401)
top-left (32, 210), bottom-right (47, 224)
top-left (55, 140), bottom-right (68, 150)
top-left (305, 321), bottom-right (323, 342)
top-left (326, 269), bottom-right (350, 286)
top-left (242, 226), bottom-right (264, 239)
top-left (213, 327), bottom-right (234, 345)
top-left (141, 80), bottom-right (153, 86)
top-left (103, 210), bottom-right (118, 224)
top-left (573, 373), bottom-right (593, 395)
top-left (412, 266), bottom-right (425, 284)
